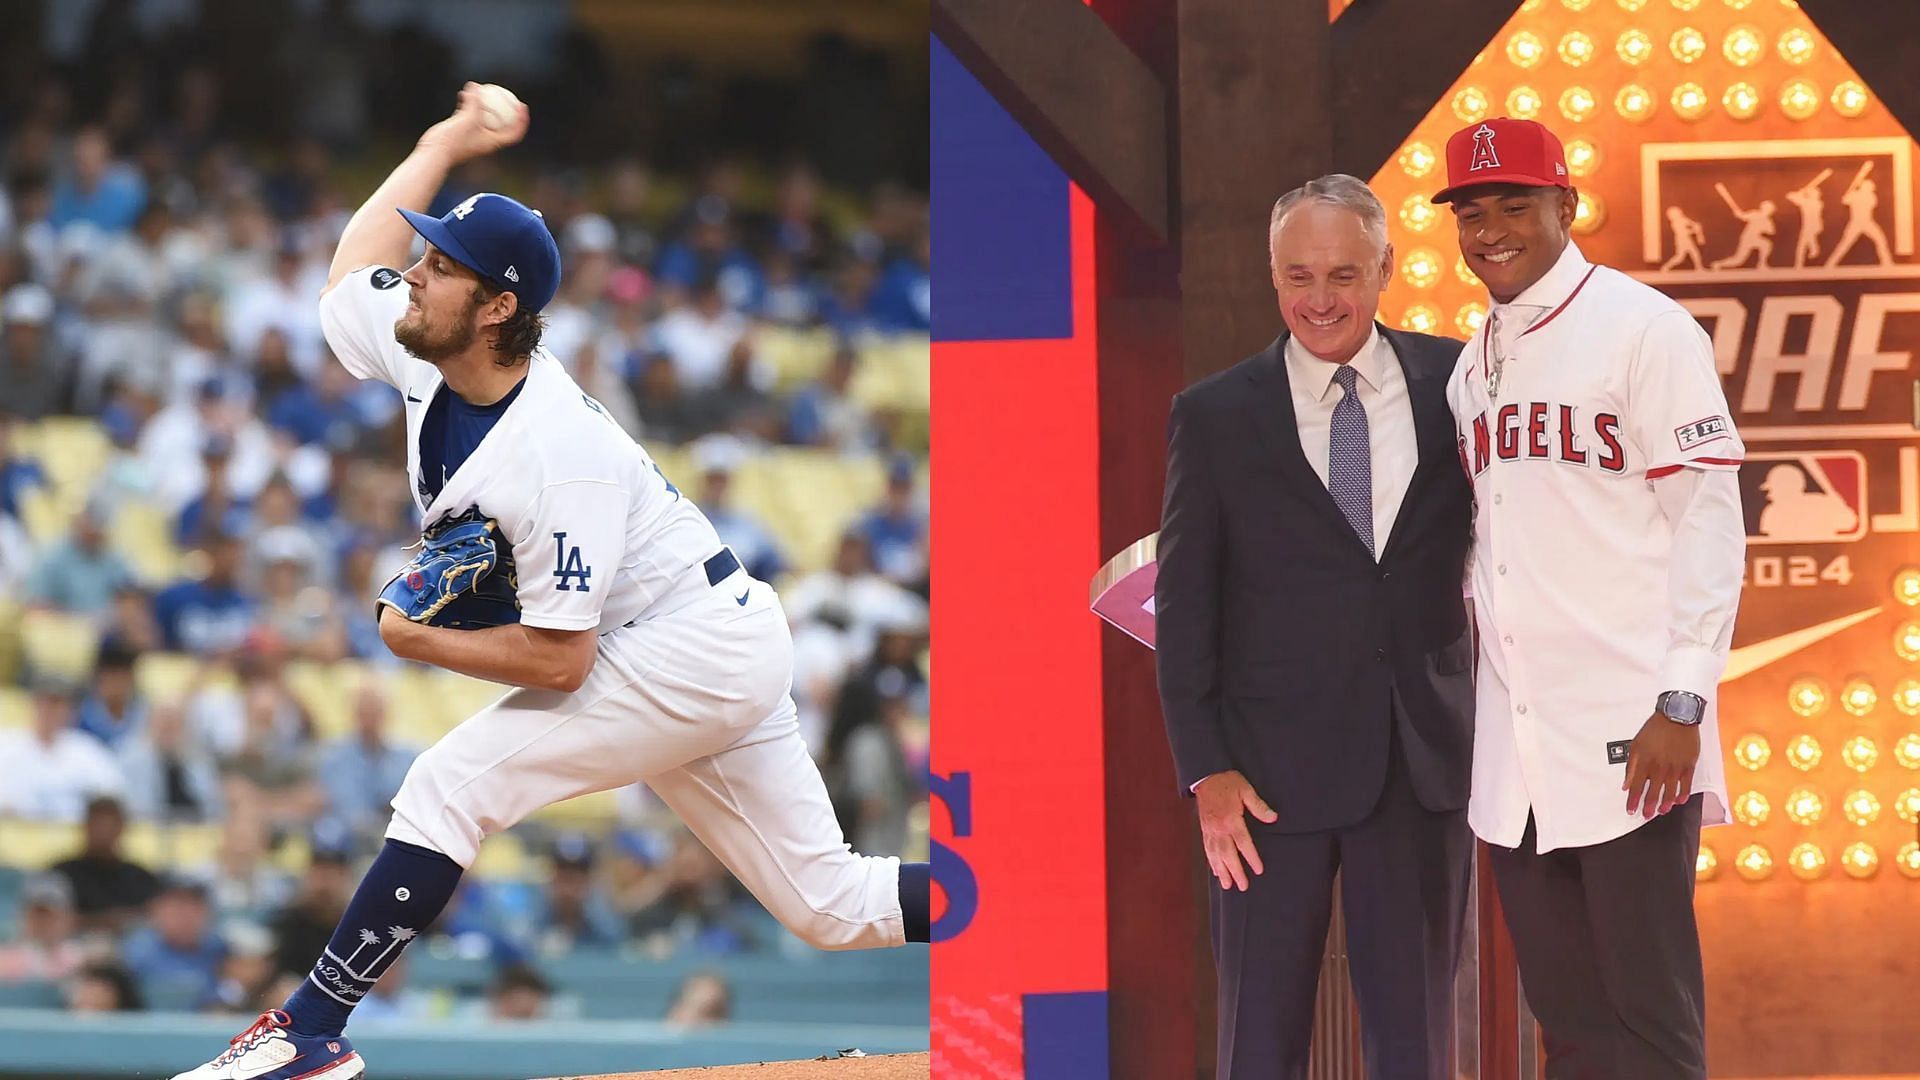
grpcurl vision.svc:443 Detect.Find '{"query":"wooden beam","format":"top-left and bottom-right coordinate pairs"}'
top-left (932, 0), bottom-right (1173, 243)
top-left (1797, 0), bottom-right (1920, 141)
top-left (1329, 0), bottom-right (1525, 179)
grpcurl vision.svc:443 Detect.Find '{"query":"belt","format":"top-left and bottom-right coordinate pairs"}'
top-left (704, 547), bottom-right (741, 586)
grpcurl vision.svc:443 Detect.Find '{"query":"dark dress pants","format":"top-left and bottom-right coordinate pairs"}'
top-left (1210, 724), bottom-right (1472, 1079)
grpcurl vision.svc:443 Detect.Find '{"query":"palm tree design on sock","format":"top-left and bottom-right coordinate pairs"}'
top-left (333, 926), bottom-right (416, 982)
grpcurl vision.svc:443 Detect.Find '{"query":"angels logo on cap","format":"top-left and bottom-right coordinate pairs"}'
top-left (1470, 124), bottom-right (1502, 172)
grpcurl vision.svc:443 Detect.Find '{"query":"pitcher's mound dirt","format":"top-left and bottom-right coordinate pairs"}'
top-left (541, 1051), bottom-right (930, 1079)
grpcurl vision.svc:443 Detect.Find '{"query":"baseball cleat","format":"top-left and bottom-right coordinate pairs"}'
top-left (168, 1010), bottom-right (365, 1080)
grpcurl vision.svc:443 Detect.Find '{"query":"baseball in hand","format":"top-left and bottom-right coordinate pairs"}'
top-left (474, 84), bottom-right (523, 131)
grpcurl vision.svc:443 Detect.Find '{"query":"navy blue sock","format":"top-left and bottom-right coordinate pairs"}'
top-left (899, 861), bottom-right (930, 943)
top-left (282, 839), bottom-right (464, 1036)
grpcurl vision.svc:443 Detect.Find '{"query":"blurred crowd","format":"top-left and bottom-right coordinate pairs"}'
top-left (0, 2), bottom-right (930, 1022)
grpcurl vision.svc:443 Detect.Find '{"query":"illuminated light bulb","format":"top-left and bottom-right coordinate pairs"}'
top-left (1889, 680), bottom-right (1920, 714)
top-left (1507, 31), bottom-right (1547, 69)
top-left (1732, 790), bottom-right (1770, 826)
top-left (1455, 303), bottom-right (1488, 337)
top-left (1777, 27), bottom-right (1816, 65)
top-left (1559, 86), bottom-right (1597, 123)
top-left (1696, 845), bottom-right (1718, 880)
top-left (1898, 842), bottom-right (1920, 878)
top-left (1842, 678), bottom-right (1878, 717)
top-left (1614, 84), bottom-right (1655, 123)
top-left (1735, 843), bottom-right (1773, 880)
top-left (1788, 842), bottom-right (1827, 880)
top-left (1562, 0), bottom-right (1592, 9)
top-left (1521, 0), bottom-right (1544, 9)
top-left (1401, 248), bottom-right (1444, 289)
top-left (1558, 31), bottom-right (1597, 67)
top-left (1672, 82), bottom-right (1710, 120)
top-left (1399, 142), bottom-right (1438, 179)
top-left (1894, 730), bottom-right (1920, 767)
top-left (1843, 788), bottom-right (1881, 826)
top-left (1618, 0), bottom-right (1647, 8)
top-left (1831, 80), bottom-right (1869, 118)
top-left (1399, 196), bottom-right (1440, 233)
top-left (1788, 677), bottom-right (1828, 717)
top-left (1671, 0), bottom-right (1701, 8)
top-left (1842, 842), bottom-right (1878, 879)
top-left (1724, 81), bottom-right (1762, 120)
top-left (1453, 87), bottom-right (1491, 123)
top-left (1454, 254), bottom-right (1480, 287)
top-left (1670, 27), bottom-right (1708, 63)
top-left (1733, 734), bottom-right (1771, 771)
top-left (1897, 622), bottom-right (1920, 661)
top-left (1724, 0), bottom-right (1754, 8)
top-left (1786, 734), bottom-right (1823, 771)
top-left (1898, 788), bottom-right (1920, 824)
top-left (1784, 786), bottom-right (1825, 825)
top-left (1402, 304), bottom-right (1442, 334)
top-left (1722, 25), bottom-right (1765, 67)
top-left (1617, 30), bottom-right (1654, 66)
top-left (1896, 568), bottom-right (1920, 606)
top-left (1781, 79), bottom-right (1822, 121)
top-left (1506, 86), bottom-right (1544, 120)
top-left (1573, 192), bottom-right (1605, 234)
top-left (1565, 139), bottom-right (1600, 177)
top-left (1843, 735), bottom-right (1880, 772)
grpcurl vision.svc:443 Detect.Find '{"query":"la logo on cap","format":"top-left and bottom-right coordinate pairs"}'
top-left (1469, 124), bottom-right (1501, 172)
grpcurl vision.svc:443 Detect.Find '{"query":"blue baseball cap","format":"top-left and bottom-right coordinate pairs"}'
top-left (398, 193), bottom-right (563, 313)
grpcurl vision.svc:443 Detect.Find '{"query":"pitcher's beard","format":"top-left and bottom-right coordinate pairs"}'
top-left (395, 310), bottom-right (479, 363)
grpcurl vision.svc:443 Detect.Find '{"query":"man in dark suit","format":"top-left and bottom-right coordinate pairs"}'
top-left (1155, 174), bottom-right (1475, 1080)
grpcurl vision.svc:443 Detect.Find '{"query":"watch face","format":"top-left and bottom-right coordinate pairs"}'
top-left (1663, 693), bottom-right (1703, 724)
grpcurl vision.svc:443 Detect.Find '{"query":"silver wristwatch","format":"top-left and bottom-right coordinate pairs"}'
top-left (1657, 690), bottom-right (1706, 726)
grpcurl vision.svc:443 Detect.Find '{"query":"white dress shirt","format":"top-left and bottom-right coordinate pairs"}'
top-left (1285, 326), bottom-right (1419, 557)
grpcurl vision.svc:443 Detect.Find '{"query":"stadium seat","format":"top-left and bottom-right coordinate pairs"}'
top-left (0, 819), bottom-right (78, 869)
top-left (285, 660), bottom-right (371, 741)
top-left (15, 484), bottom-right (70, 545)
top-left (0, 687), bottom-right (28, 730)
top-left (18, 608), bottom-right (102, 684)
top-left (121, 822), bottom-right (222, 869)
top-left (109, 499), bottom-right (183, 585)
top-left (32, 418), bottom-right (112, 499)
top-left (850, 335), bottom-right (932, 414)
top-left (134, 652), bottom-right (212, 704)
top-left (757, 326), bottom-right (840, 391)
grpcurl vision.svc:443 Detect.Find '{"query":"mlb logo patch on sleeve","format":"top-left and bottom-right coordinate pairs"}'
top-left (1674, 415), bottom-right (1729, 452)
top-left (371, 267), bottom-right (404, 289)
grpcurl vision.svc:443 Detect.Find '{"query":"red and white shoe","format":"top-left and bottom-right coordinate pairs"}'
top-left (167, 1010), bottom-right (364, 1080)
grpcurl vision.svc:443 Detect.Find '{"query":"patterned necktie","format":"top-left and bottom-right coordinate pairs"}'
top-left (1329, 364), bottom-right (1374, 557)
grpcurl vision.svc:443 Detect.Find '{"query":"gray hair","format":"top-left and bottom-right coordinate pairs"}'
top-left (1268, 174), bottom-right (1390, 268)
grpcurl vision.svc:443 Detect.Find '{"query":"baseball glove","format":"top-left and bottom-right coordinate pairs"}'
top-left (376, 506), bottom-right (522, 630)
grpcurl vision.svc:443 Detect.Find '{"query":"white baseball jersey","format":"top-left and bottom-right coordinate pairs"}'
top-left (319, 264), bottom-right (723, 632)
top-left (1446, 242), bottom-right (1746, 854)
top-left (315, 263), bottom-right (905, 950)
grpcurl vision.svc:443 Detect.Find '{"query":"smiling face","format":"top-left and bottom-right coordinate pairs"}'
top-left (1448, 184), bottom-right (1577, 303)
top-left (1270, 201), bottom-right (1392, 364)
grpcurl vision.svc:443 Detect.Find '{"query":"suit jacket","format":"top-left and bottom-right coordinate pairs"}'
top-left (1154, 325), bottom-right (1474, 833)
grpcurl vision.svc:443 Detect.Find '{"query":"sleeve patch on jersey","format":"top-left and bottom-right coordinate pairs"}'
top-left (370, 267), bottom-right (404, 290)
top-left (1674, 415), bottom-right (1729, 452)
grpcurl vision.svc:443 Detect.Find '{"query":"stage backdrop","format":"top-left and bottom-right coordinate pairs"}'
top-left (1365, 1), bottom-right (1920, 1074)
top-left (929, 35), bottom-right (1110, 1080)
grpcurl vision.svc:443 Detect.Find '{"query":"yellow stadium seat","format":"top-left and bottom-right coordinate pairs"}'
top-left (285, 661), bottom-right (370, 742)
top-left (429, 671), bottom-right (508, 732)
top-left (472, 831), bottom-right (532, 880)
top-left (17, 485), bottom-right (71, 545)
top-left (648, 446), bottom-right (693, 493)
top-left (135, 652), bottom-right (208, 704)
top-left (110, 500), bottom-right (182, 585)
top-left (122, 822), bottom-right (222, 869)
top-left (272, 833), bottom-right (312, 874)
top-left (385, 666), bottom-right (453, 746)
top-left (757, 327), bottom-right (839, 391)
top-left (0, 819), bottom-right (78, 869)
top-left (0, 687), bottom-right (30, 730)
top-left (0, 597), bottom-right (22, 685)
top-left (527, 788), bottom-right (620, 828)
top-left (19, 608), bottom-right (101, 684)
top-left (849, 336), bottom-right (931, 414)
top-left (33, 419), bottom-right (111, 501)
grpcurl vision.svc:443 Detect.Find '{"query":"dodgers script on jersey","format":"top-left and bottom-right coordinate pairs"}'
top-left (319, 264), bottom-right (721, 632)
top-left (1447, 243), bottom-right (1746, 853)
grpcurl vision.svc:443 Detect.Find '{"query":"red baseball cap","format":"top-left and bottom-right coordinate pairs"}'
top-left (1430, 117), bottom-right (1572, 204)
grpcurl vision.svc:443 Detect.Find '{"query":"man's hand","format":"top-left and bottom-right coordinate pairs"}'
top-left (417, 82), bottom-right (529, 166)
top-left (1622, 710), bottom-right (1702, 818)
top-left (1194, 770), bottom-right (1279, 892)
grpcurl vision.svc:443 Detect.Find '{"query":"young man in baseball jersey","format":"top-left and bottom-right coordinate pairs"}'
top-left (171, 85), bottom-right (929, 1080)
top-left (1436, 118), bottom-right (1745, 1078)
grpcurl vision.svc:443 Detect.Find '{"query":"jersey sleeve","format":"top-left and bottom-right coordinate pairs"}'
top-left (511, 480), bottom-right (631, 631)
top-left (1627, 308), bottom-right (1746, 479)
top-left (317, 265), bottom-right (416, 389)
